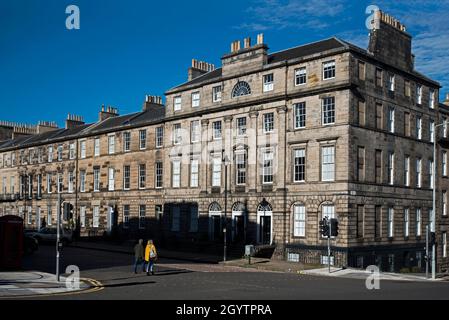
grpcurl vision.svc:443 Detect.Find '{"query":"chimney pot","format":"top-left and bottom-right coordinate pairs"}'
top-left (244, 37), bottom-right (251, 48)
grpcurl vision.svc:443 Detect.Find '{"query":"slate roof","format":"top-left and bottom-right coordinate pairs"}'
top-left (0, 106), bottom-right (166, 152)
top-left (168, 38), bottom-right (347, 91)
top-left (169, 36), bottom-right (440, 91)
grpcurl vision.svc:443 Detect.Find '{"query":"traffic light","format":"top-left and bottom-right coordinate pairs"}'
top-left (319, 219), bottom-right (329, 237)
top-left (330, 218), bottom-right (339, 237)
top-left (63, 203), bottom-right (74, 221)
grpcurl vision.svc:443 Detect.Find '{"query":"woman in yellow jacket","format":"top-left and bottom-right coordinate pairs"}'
top-left (144, 240), bottom-right (158, 276)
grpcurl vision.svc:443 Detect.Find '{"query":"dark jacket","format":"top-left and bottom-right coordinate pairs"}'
top-left (134, 243), bottom-right (144, 259)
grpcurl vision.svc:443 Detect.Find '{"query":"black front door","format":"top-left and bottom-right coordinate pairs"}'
top-left (212, 216), bottom-right (221, 241)
top-left (259, 216), bottom-right (271, 245)
top-left (234, 215), bottom-right (244, 242)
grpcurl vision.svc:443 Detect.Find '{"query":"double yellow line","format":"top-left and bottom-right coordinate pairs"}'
top-left (0, 277), bottom-right (104, 299)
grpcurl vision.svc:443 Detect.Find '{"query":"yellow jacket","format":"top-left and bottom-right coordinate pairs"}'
top-left (144, 244), bottom-right (157, 261)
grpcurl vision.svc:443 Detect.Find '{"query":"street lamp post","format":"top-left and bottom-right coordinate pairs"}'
top-left (431, 120), bottom-right (447, 280)
top-left (223, 155), bottom-right (230, 262)
top-left (56, 193), bottom-right (61, 282)
top-left (260, 198), bottom-right (269, 245)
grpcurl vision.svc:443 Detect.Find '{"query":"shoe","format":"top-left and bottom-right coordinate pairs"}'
top-left (134, 271), bottom-right (137, 274)
top-left (147, 272), bottom-right (150, 276)
top-left (151, 271), bottom-right (154, 275)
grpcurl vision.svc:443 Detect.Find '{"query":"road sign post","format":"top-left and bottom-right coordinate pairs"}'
top-left (56, 193), bottom-right (61, 282)
top-left (426, 224), bottom-right (429, 279)
top-left (328, 218), bottom-right (331, 273)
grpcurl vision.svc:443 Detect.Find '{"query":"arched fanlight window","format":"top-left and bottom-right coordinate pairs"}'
top-left (257, 199), bottom-right (272, 212)
top-left (232, 81), bottom-right (251, 98)
top-left (232, 202), bottom-right (245, 212)
top-left (209, 202), bottom-right (222, 212)
top-left (321, 202), bottom-right (336, 220)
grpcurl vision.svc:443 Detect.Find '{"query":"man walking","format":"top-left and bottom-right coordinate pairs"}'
top-left (133, 239), bottom-right (145, 274)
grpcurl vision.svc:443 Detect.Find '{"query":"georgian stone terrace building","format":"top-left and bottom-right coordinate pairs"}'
top-left (1, 10), bottom-right (449, 272)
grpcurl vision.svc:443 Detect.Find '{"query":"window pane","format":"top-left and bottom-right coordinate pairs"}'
top-left (212, 157), bottom-right (221, 187)
top-left (264, 113), bottom-right (274, 132)
top-left (236, 153), bottom-right (246, 185)
top-left (323, 61), bottom-right (336, 79)
top-left (263, 150), bottom-right (274, 183)
top-left (294, 205), bottom-right (306, 237)
top-left (294, 102), bottom-right (306, 128)
top-left (294, 149), bottom-right (306, 182)
top-left (322, 97), bottom-right (335, 125)
top-left (213, 121), bottom-right (222, 139)
top-left (295, 67), bottom-right (307, 85)
top-left (321, 146), bottom-right (335, 181)
top-left (173, 161), bottom-right (181, 188)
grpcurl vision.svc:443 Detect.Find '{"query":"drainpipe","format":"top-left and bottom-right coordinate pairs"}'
top-left (74, 139), bottom-right (79, 239)
top-left (283, 61), bottom-right (288, 257)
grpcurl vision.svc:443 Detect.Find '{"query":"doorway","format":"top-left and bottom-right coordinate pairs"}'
top-left (107, 206), bottom-right (115, 234)
top-left (232, 202), bottom-right (246, 242)
top-left (209, 202), bottom-right (222, 242)
top-left (257, 200), bottom-right (273, 245)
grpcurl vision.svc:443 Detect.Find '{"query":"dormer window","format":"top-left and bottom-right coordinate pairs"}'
top-left (232, 81), bottom-right (251, 98)
top-left (263, 74), bottom-right (274, 92)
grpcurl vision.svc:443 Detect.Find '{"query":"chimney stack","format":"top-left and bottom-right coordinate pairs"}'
top-left (222, 34), bottom-right (268, 77)
top-left (37, 121), bottom-right (58, 134)
top-left (368, 9), bottom-right (412, 71)
top-left (444, 93), bottom-right (449, 106)
top-left (143, 95), bottom-right (164, 112)
top-left (65, 114), bottom-right (85, 129)
top-left (188, 59), bottom-right (216, 81)
top-left (99, 105), bottom-right (119, 121)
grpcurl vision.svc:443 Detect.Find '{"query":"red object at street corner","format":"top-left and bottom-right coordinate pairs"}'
top-left (0, 215), bottom-right (24, 270)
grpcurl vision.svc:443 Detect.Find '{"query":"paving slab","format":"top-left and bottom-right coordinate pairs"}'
top-left (0, 271), bottom-right (94, 298)
top-left (301, 267), bottom-right (446, 282)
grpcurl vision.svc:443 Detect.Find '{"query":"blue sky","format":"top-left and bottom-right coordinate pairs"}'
top-left (1, 0), bottom-right (448, 126)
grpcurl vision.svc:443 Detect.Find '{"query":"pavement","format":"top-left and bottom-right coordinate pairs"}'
top-left (0, 271), bottom-right (96, 298)
top-left (301, 267), bottom-right (445, 282)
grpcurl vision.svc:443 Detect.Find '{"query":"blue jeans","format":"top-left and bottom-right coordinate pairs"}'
top-left (134, 258), bottom-right (145, 273)
top-left (145, 259), bottom-right (155, 273)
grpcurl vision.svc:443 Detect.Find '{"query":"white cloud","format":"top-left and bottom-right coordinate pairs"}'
top-left (235, 0), bottom-right (346, 31)
top-left (236, 0), bottom-right (449, 95)
top-left (374, 1), bottom-right (449, 93)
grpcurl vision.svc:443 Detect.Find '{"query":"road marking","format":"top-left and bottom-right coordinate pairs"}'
top-left (0, 278), bottom-right (104, 299)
